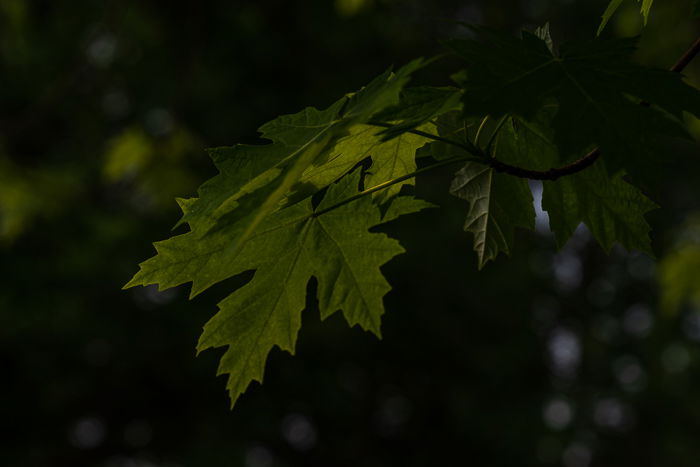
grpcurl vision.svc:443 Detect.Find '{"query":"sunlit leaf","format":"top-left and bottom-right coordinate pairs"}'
top-left (127, 170), bottom-right (432, 405)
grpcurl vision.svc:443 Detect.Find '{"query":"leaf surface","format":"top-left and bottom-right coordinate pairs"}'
top-left (450, 162), bottom-right (534, 268)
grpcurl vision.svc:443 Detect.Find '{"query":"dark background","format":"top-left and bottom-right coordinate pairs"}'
top-left (2, 1), bottom-right (700, 466)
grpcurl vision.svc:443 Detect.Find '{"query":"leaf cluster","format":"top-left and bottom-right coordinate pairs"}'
top-left (126, 25), bottom-right (700, 406)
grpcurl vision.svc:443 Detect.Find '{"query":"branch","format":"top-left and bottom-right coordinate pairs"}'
top-left (491, 147), bottom-right (600, 181)
top-left (671, 37), bottom-right (700, 73)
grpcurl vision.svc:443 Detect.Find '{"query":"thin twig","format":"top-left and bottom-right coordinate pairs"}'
top-left (369, 121), bottom-right (486, 158)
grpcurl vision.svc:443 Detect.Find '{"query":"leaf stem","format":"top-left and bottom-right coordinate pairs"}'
top-left (369, 121), bottom-right (486, 158)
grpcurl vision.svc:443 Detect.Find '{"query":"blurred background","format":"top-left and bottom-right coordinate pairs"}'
top-left (2, 0), bottom-right (700, 466)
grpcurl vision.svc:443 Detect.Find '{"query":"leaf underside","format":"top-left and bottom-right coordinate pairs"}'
top-left (450, 162), bottom-right (534, 268)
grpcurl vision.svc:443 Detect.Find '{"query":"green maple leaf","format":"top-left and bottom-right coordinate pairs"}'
top-left (542, 162), bottom-right (658, 253)
top-left (127, 170), bottom-right (432, 405)
top-left (446, 28), bottom-right (700, 178)
top-left (127, 60), bottom-right (427, 307)
top-left (450, 161), bottom-right (535, 268)
top-left (426, 112), bottom-right (534, 268)
top-left (125, 63), bottom-right (443, 302)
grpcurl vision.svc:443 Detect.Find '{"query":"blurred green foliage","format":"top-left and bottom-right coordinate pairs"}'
top-left (659, 216), bottom-right (700, 314)
top-left (2, 1), bottom-right (700, 467)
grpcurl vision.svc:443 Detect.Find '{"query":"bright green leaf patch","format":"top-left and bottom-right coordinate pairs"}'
top-left (659, 216), bottom-right (700, 314)
top-left (297, 123), bottom-right (435, 205)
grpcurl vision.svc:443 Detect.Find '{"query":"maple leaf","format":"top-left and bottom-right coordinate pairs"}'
top-left (450, 162), bottom-right (535, 268)
top-left (431, 112), bottom-right (535, 267)
top-left (128, 170), bottom-right (432, 405)
top-left (125, 62), bottom-right (443, 302)
top-left (446, 28), bottom-right (700, 178)
top-left (542, 162), bottom-right (658, 253)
